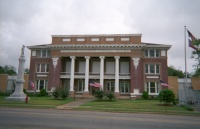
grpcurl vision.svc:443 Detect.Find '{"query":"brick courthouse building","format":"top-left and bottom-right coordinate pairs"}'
top-left (27, 34), bottom-right (171, 98)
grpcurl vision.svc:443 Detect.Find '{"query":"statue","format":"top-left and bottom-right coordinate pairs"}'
top-left (21, 45), bottom-right (25, 56)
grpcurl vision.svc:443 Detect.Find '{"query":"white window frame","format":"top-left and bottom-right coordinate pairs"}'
top-left (36, 64), bottom-right (49, 73)
top-left (145, 82), bottom-right (159, 95)
top-left (105, 81), bottom-right (115, 92)
top-left (145, 64), bottom-right (159, 74)
top-left (145, 50), bottom-right (159, 57)
top-left (120, 81), bottom-right (129, 93)
top-left (36, 80), bottom-right (48, 91)
top-left (39, 50), bottom-right (50, 57)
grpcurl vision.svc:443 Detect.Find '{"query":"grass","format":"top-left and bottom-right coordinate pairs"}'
top-left (76, 99), bottom-right (200, 116)
top-left (0, 96), bottom-right (73, 109)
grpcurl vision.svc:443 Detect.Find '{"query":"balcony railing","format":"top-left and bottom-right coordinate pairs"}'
top-left (60, 72), bottom-right (130, 76)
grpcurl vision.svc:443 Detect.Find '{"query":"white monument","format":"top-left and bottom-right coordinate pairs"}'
top-left (6, 45), bottom-right (27, 101)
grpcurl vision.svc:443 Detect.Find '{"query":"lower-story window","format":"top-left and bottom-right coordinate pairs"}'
top-left (36, 80), bottom-right (48, 91)
top-left (146, 82), bottom-right (159, 94)
top-left (120, 81), bottom-right (129, 93)
top-left (78, 80), bottom-right (84, 92)
top-left (105, 81), bottom-right (114, 92)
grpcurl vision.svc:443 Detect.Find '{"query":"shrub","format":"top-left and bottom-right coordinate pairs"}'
top-left (52, 87), bottom-right (69, 100)
top-left (60, 87), bottom-right (69, 100)
top-left (142, 91), bottom-right (149, 100)
top-left (158, 89), bottom-right (175, 105)
top-left (0, 90), bottom-right (10, 96)
top-left (94, 89), bottom-right (104, 101)
top-left (23, 89), bottom-right (27, 94)
top-left (52, 88), bottom-right (60, 99)
top-left (39, 89), bottom-right (48, 97)
top-left (105, 91), bottom-right (115, 101)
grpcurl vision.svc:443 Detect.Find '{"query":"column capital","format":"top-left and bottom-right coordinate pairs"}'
top-left (70, 56), bottom-right (76, 59)
top-left (132, 58), bottom-right (140, 69)
top-left (85, 56), bottom-right (90, 59)
top-left (114, 56), bottom-right (120, 59)
top-left (99, 56), bottom-right (105, 59)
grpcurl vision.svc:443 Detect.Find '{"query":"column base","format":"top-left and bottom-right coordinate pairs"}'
top-left (114, 92), bottom-right (120, 99)
top-left (83, 92), bottom-right (90, 98)
top-left (69, 91), bottom-right (75, 97)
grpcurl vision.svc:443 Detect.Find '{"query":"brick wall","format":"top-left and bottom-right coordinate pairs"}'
top-left (168, 76), bottom-right (178, 98)
top-left (191, 77), bottom-right (200, 90)
top-left (0, 74), bottom-right (8, 92)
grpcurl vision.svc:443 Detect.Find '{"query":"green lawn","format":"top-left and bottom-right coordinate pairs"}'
top-left (77, 99), bottom-right (200, 116)
top-left (0, 96), bottom-right (73, 109)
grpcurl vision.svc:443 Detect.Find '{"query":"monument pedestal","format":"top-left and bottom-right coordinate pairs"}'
top-left (6, 45), bottom-right (28, 102)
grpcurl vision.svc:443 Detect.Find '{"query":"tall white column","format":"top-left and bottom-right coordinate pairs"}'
top-left (115, 56), bottom-right (120, 93)
top-left (70, 56), bottom-right (75, 91)
top-left (84, 56), bottom-right (90, 92)
top-left (99, 56), bottom-right (105, 90)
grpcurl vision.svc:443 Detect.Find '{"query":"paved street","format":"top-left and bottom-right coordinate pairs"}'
top-left (0, 107), bottom-right (199, 129)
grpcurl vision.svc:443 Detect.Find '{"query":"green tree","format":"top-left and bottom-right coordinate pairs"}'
top-left (168, 66), bottom-right (184, 78)
top-left (0, 65), bottom-right (16, 75)
top-left (158, 89), bottom-right (175, 105)
top-left (191, 39), bottom-right (200, 77)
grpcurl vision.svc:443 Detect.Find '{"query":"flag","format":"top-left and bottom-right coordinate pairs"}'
top-left (29, 80), bottom-right (35, 90)
top-left (160, 80), bottom-right (172, 88)
top-left (187, 30), bottom-right (198, 50)
top-left (89, 82), bottom-right (101, 88)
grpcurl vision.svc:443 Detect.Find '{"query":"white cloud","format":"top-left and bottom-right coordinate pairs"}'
top-left (0, 0), bottom-right (200, 73)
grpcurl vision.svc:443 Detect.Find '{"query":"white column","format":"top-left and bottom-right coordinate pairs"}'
top-left (70, 56), bottom-right (75, 91)
top-left (84, 56), bottom-right (90, 92)
top-left (99, 56), bottom-right (105, 90)
top-left (115, 56), bottom-right (120, 92)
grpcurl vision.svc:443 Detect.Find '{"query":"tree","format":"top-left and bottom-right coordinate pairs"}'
top-left (191, 39), bottom-right (200, 77)
top-left (158, 89), bottom-right (175, 105)
top-left (168, 66), bottom-right (184, 78)
top-left (24, 68), bottom-right (30, 74)
top-left (0, 65), bottom-right (17, 75)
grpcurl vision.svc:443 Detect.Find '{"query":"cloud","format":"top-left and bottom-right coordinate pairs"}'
top-left (0, 0), bottom-right (200, 73)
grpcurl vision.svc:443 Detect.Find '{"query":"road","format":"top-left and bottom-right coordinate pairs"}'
top-left (0, 107), bottom-right (199, 129)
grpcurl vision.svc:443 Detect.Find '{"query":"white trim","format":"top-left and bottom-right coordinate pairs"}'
top-left (146, 76), bottom-right (159, 78)
top-left (106, 38), bottom-right (114, 41)
top-left (121, 38), bottom-right (129, 41)
top-left (37, 75), bottom-right (47, 77)
top-left (77, 38), bottom-right (85, 41)
top-left (91, 38), bottom-right (99, 41)
top-left (61, 50), bottom-right (131, 53)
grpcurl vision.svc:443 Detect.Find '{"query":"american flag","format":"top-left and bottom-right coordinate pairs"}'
top-left (187, 30), bottom-right (198, 50)
top-left (160, 80), bottom-right (171, 88)
top-left (29, 80), bottom-right (35, 90)
top-left (89, 82), bottom-right (101, 88)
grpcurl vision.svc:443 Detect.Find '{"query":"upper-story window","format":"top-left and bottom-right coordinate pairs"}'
top-left (36, 50), bottom-right (50, 57)
top-left (37, 64), bottom-right (49, 73)
top-left (145, 64), bottom-right (159, 74)
top-left (145, 50), bottom-right (159, 57)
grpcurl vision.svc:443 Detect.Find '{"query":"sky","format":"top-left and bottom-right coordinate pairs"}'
top-left (0, 0), bottom-right (200, 73)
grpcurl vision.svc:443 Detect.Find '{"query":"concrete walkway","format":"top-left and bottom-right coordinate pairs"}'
top-left (57, 99), bottom-right (94, 110)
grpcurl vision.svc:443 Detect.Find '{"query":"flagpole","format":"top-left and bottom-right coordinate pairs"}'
top-left (184, 26), bottom-right (188, 103)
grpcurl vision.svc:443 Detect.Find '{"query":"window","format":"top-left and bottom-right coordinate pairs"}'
top-left (32, 51), bottom-right (36, 56)
top-left (92, 62), bottom-right (100, 74)
top-left (63, 38), bottom-right (71, 42)
top-left (106, 38), bottom-right (114, 41)
top-left (36, 80), bottom-right (48, 90)
top-left (91, 38), bottom-right (99, 41)
top-left (37, 50), bottom-right (50, 57)
top-left (120, 81), bottom-right (129, 93)
top-left (146, 82), bottom-right (159, 94)
top-left (78, 62), bottom-right (85, 74)
top-left (121, 38), bottom-right (129, 41)
top-left (145, 64), bottom-right (159, 74)
top-left (36, 64), bottom-right (49, 73)
top-left (77, 38), bottom-right (85, 41)
top-left (120, 62), bottom-right (129, 75)
top-left (62, 79), bottom-right (70, 90)
top-left (78, 80), bottom-right (84, 92)
top-left (145, 50), bottom-right (159, 57)
top-left (105, 81), bottom-right (114, 92)
top-left (106, 62), bottom-right (115, 74)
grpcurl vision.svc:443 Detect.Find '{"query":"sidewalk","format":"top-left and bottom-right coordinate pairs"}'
top-left (57, 99), bottom-right (94, 110)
